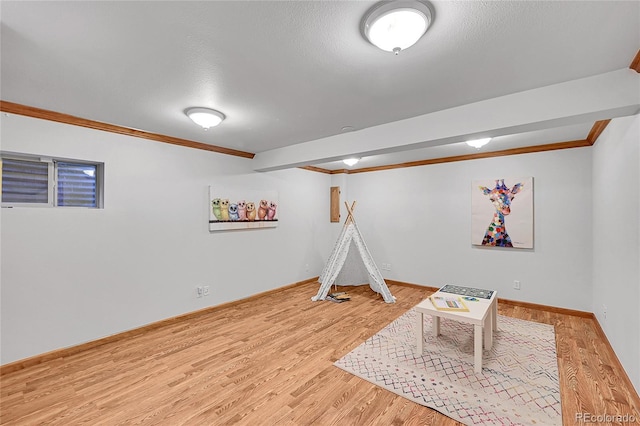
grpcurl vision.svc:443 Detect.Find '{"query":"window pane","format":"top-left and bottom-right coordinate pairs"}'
top-left (57, 162), bottom-right (97, 207)
top-left (1, 158), bottom-right (49, 203)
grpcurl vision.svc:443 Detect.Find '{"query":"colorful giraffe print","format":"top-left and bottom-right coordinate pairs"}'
top-left (479, 179), bottom-right (523, 247)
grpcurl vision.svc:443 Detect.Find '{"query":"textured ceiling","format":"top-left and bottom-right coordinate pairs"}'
top-left (1, 1), bottom-right (639, 170)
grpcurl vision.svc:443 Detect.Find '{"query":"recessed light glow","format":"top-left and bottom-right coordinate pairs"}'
top-left (343, 158), bottom-right (360, 167)
top-left (466, 138), bottom-right (491, 149)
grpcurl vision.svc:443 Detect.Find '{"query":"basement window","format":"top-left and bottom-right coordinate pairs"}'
top-left (1, 154), bottom-right (103, 208)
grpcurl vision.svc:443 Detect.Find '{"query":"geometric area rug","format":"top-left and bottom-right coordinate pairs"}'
top-left (335, 307), bottom-right (561, 425)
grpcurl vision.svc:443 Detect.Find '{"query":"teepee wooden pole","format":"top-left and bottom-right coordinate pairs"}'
top-left (333, 201), bottom-right (357, 294)
top-left (344, 201), bottom-right (356, 225)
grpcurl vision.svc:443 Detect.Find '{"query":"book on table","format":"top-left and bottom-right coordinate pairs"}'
top-left (429, 296), bottom-right (469, 312)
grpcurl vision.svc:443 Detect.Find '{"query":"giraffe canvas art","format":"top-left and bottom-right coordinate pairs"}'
top-left (471, 177), bottom-right (533, 248)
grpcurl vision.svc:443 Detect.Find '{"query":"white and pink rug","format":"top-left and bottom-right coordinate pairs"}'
top-left (335, 308), bottom-right (561, 425)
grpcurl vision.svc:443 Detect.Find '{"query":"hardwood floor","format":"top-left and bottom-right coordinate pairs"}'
top-left (1, 283), bottom-right (639, 425)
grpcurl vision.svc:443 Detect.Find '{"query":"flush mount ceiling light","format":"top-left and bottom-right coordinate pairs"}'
top-left (343, 158), bottom-right (360, 167)
top-left (185, 107), bottom-right (225, 130)
top-left (466, 138), bottom-right (492, 149)
top-left (361, 0), bottom-right (434, 55)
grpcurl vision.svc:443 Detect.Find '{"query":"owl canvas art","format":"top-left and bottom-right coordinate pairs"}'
top-left (209, 187), bottom-right (279, 232)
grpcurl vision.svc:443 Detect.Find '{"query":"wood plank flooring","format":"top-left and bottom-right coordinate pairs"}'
top-left (1, 283), bottom-right (639, 425)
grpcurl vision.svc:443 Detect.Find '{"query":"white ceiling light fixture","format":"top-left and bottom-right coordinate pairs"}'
top-left (185, 107), bottom-right (225, 130)
top-left (343, 158), bottom-right (360, 167)
top-left (361, 0), bottom-right (434, 55)
top-left (466, 138), bottom-right (492, 149)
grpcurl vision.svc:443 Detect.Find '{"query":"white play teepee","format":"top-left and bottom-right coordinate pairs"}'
top-left (312, 201), bottom-right (395, 303)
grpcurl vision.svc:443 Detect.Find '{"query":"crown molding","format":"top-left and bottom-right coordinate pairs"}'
top-left (305, 139), bottom-right (591, 175)
top-left (0, 100), bottom-right (255, 159)
top-left (0, 102), bottom-right (620, 175)
top-left (586, 119), bottom-right (611, 145)
top-left (297, 165), bottom-right (333, 174)
top-left (300, 118), bottom-right (615, 175)
top-left (630, 49), bottom-right (640, 73)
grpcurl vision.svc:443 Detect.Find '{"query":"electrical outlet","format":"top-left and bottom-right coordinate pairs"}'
top-left (387, 263), bottom-right (392, 271)
top-left (513, 280), bottom-right (521, 290)
top-left (305, 264), bottom-right (309, 272)
top-left (603, 304), bottom-right (607, 320)
top-left (196, 286), bottom-right (203, 298)
top-left (203, 285), bottom-right (210, 296)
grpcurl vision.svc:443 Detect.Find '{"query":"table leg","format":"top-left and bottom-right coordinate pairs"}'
top-left (432, 315), bottom-right (440, 337)
top-left (484, 318), bottom-right (493, 350)
top-left (416, 311), bottom-right (424, 354)
top-left (474, 324), bottom-right (483, 374)
top-left (493, 298), bottom-right (498, 332)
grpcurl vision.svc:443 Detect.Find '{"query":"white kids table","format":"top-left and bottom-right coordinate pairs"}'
top-left (415, 286), bottom-right (497, 374)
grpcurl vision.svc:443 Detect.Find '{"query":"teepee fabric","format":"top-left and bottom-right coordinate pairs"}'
top-left (312, 205), bottom-right (395, 303)
top-left (333, 238), bottom-right (369, 286)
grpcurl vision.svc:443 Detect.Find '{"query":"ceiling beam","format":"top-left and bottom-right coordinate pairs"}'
top-left (252, 69), bottom-right (640, 172)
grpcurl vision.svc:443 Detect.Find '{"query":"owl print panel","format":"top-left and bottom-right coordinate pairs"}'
top-left (209, 187), bottom-right (279, 232)
top-left (471, 177), bottom-right (533, 249)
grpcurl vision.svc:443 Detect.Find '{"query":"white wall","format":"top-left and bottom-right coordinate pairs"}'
top-left (592, 114), bottom-right (640, 392)
top-left (0, 114), bottom-right (331, 364)
top-left (3, 112), bottom-right (638, 396)
top-left (345, 147), bottom-right (593, 311)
